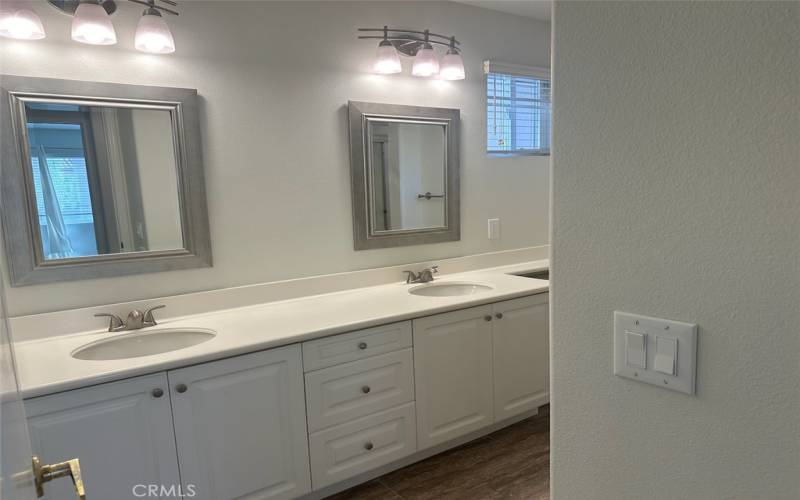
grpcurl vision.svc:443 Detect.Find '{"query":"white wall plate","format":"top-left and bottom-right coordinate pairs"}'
top-left (614, 311), bottom-right (697, 395)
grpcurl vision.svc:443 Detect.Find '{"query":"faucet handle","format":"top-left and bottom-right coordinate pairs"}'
top-left (403, 270), bottom-right (418, 284)
top-left (143, 305), bottom-right (166, 326)
top-left (430, 265), bottom-right (439, 274)
top-left (94, 313), bottom-right (124, 332)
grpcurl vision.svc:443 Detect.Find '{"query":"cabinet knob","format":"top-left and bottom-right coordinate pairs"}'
top-left (151, 388), bottom-right (164, 398)
top-left (175, 384), bottom-right (188, 394)
top-left (495, 312), bottom-right (504, 320)
top-left (361, 385), bottom-right (371, 394)
top-left (358, 342), bottom-right (368, 350)
top-left (484, 315), bottom-right (492, 322)
top-left (364, 442), bottom-right (374, 451)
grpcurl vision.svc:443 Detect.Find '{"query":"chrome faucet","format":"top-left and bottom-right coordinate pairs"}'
top-left (404, 265), bottom-right (439, 284)
top-left (94, 305), bottom-right (166, 332)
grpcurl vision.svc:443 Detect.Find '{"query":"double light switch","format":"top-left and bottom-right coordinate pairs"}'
top-left (615, 311), bottom-right (697, 395)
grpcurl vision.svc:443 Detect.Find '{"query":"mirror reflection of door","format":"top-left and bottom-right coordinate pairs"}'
top-left (24, 102), bottom-right (183, 261)
top-left (371, 134), bottom-right (390, 231)
top-left (368, 121), bottom-right (446, 233)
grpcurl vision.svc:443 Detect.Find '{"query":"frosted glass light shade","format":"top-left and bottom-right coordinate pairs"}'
top-left (440, 50), bottom-right (465, 80)
top-left (412, 45), bottom-right (439, 77)
top-left (373, 41), bottom-right (401, 74)
top-left (135, 13), bottom-right (175, 54)
top-left (0, 6), bottom-right (45, 40)
top-left (71, 2), bottom-right (116, 45)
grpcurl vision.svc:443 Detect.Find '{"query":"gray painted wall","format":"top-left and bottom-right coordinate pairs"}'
top-left (551, 2), bottom-right (799, 499)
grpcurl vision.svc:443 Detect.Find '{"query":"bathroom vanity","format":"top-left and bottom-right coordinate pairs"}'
top-left (17, 270), bottom-right (548, 500)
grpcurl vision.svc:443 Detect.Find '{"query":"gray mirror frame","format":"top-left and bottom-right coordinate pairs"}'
top-left (0, 75), bottom-right (212, 286)
top-left (348, 101), bottom-right (460, 250)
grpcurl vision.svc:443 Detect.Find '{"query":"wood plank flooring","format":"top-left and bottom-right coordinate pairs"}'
top-left (325, 405), bottom-right (550, 500)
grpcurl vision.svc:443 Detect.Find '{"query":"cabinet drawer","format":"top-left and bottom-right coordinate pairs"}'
top-left (305, 348), bottom-right (414, 432)
top-left (309, 402), bottom-right (416, 489)
top-left (302, 321), bottom-right (412, 371)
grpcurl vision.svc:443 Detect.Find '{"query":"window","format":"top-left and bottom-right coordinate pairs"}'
top-left (28, 119), bottom-right (100, 259)
top-left (485, 61), bottom-right (551, 155)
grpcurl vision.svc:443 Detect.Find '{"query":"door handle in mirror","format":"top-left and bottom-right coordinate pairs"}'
top-left (33, 455), bottom-right (85, 500)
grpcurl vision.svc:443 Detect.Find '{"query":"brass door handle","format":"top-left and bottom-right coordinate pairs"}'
top-left (33, 455), bottom-right (85, 500)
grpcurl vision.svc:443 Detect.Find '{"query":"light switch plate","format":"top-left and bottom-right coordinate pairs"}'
top-left (614, 311), bottom-right (697, 395)
top-left (488, 218), bottom-right (500, 240)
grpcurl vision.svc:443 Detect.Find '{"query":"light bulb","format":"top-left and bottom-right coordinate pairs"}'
top-left (0, 5), bottom-right (45, 40)
top-left (71, 2), bottom-right (116, 45)
top-left (373, 40), bottom-right (401, 74)
top-left (412, 44), bottom-right (439, 77)
top-left (135, 9), bottom-right (175, 54)
top-left (440, 49), bottom-right (465, 80)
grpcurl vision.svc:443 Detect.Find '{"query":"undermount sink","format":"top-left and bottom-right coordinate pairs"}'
top-left (72, 328), bottom-right (216, 361)
top-left (409, 281), bottom-right (494, 297)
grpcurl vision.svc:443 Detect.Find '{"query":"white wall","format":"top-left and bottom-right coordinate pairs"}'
top-left (0, 1), bottom-right (550, 316)
top-left (127, 109), bottom-right (182, 250)
top-left (551, 2), bottom-right (799, 499)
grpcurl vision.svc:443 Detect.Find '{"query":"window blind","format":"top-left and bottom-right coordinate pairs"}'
top-left (484, 60), bottom-right (551, 155)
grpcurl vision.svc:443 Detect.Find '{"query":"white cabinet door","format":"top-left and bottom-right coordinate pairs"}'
top-left (25, 373), bottom-right (181, 500)
top-left (413, 305), bottom-right (494, 450)
top-left (168, 345), bottom-right (311, 500)
top-left (492, 294), bottom-right (550, 421)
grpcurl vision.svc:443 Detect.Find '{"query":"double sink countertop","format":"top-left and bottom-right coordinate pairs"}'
top-left (14, 261), bottom-right (548, 399)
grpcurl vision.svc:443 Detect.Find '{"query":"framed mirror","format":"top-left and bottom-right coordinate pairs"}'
top-left (348, 101), bottom-right (460, 250)
top-left (0, 76), bottom-right (211, 285)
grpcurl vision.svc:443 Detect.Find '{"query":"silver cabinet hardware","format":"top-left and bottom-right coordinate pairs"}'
top-left (358, 342), bottom-right (368, 350)
top-left (361, 386), bottom-right (371, 394)
top-left (495, 313), bottom-right (504, 320)
top-left (484, 315), bottom-right (492, 322)
top-left (152, 388), bottom-right (164, 398)
top-left (175, 384), bottom-right (188, 393)
top-left (364, 442), bottom-right (374, 451)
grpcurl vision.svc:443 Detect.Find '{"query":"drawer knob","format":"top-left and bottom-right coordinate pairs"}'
top-left (364, 442), bottom-right (374, 451)
top-left (175, 384), bottom-right (188, 394)
top-left (484, 315), bottom-right (492, 322)
top-left (151, 388), bottom-right (164, 398)
top-left (361, 385), bottom-right (371, 394)
top-left (358, 342), bottom-right (368, 350)
top-left (495, 312), bottom-right (504, 320)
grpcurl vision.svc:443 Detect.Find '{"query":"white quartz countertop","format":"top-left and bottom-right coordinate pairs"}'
top-left (15, 264), bottom-right (548, 399)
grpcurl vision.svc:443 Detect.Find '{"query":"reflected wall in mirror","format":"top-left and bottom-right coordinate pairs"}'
top-left (1, 76), bottom-right (211, 286)
top-left (349, 101), bottom-right (460, 250)
top-left (368, 120), bottom-right (446, 232)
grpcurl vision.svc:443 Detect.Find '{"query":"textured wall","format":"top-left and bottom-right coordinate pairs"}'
top-left (551, 2), bottom-right (799, 499)
top-left (0, 1), bottom-right (550, 316)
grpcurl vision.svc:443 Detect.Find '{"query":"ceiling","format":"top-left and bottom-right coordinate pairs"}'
top-left (453, 1), bottom-right (552, 22)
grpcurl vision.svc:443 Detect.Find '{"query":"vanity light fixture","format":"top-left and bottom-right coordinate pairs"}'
top-left (133, 0), bottom-right (177, 53)
top-left (71, 0), bottom-right (117, 45)
top-left (373, 26), bottom-right (402, 74)
top-left (439, 37), bottom-right (465, 81)
top-left (0, 2), bottom-right (46, 40)
top-left (358, 26), bottom-right (463, 80)
top-left (7, 0), bottom-right (180, 52)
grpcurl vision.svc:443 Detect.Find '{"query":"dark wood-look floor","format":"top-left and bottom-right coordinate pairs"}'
top-left (326, 405), bottom-right (550, 500)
